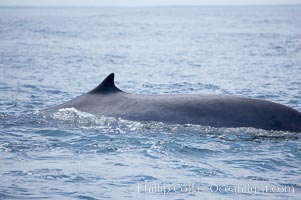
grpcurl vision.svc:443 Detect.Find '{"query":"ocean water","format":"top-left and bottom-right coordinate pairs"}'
top-left (0, 5), bottom-right (301, 199)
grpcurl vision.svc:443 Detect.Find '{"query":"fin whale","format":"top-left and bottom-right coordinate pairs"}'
top-left (48, 73), bottom-right (301, 132)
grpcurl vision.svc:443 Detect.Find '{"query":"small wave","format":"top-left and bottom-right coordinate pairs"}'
top-left (49, 107), bottom-right (144, 132)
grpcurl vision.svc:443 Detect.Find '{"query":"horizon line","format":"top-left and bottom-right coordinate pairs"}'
top-left (0, 3), bottom-right (301, 7)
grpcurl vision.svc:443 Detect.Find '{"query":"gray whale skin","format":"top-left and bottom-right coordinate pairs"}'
top-left (48, 73), bottom-right (301, 132)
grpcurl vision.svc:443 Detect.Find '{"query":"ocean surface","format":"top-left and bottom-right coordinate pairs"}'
top-left (0, 5), bottom-right (301, 199)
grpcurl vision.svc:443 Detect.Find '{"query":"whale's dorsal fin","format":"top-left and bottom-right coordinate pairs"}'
top-left (88, 73), bottom-right (123, 94)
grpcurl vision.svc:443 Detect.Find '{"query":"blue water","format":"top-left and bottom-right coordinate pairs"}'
top-left (0, 6), bottom-right (301, 199)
